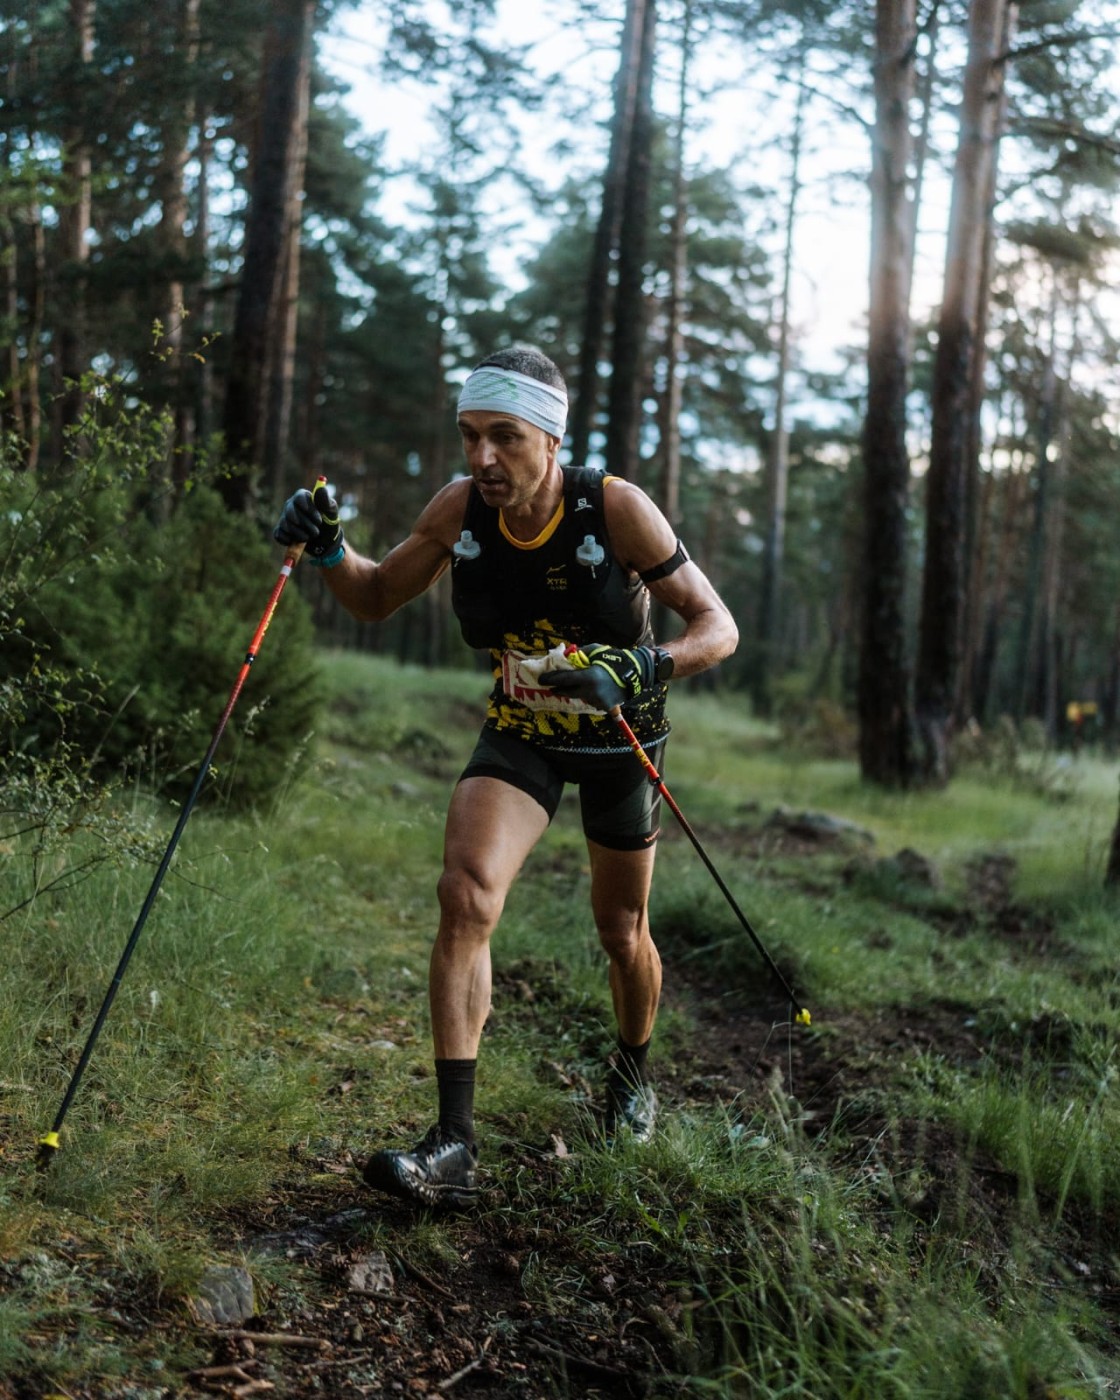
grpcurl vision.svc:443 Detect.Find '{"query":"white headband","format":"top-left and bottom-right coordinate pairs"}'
top-left (457, 366), bottom-right (568, 439)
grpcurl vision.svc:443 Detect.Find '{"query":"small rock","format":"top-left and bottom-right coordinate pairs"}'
top-left (189, 1264), bottom-right (256, 1326)
top-left (348, 1251), bottom-right (395, 1295)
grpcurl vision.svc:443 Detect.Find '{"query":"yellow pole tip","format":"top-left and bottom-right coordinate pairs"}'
top-left (38, 1132), bottom-right (60, 1151)
top-left (796, 1009), bottom-right (812, 1026)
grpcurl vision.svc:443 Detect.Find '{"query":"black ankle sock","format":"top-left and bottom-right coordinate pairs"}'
top-left (611, 1036), bottom-right (651, 1090)
top-left (435, 1058), bottom-right (476, 1147)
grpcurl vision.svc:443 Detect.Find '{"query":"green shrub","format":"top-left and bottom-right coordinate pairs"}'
top-left (1, 400), bottom-right (320, 811)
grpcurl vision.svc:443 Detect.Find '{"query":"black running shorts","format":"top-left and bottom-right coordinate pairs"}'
top-left (459, 726), bottom-right (666, 852)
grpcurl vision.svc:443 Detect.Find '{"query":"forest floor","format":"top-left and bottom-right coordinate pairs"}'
top-left (5, 655), bottom-right (1118, 1400)
top-left (139, 834), bottom-right (1118, 1400)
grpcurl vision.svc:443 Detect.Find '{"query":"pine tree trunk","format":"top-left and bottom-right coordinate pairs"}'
top-left (54, 0), bottom-right (95, 450)
top-left (25, 197), bottom-right (44, 471)
top-left (915, 0), bottom-right (1008, 784)
top-left (264, 22), bottom-right (311, 509)
top-left (0, 31), bottom-right (23, 456)
top-left (569, 0), bottom-right (647, 469)
top-left (193, 120), bottom-right (214, 448)
top-left (1039, 301), bottom-right (1077, 738)
top-left (908, 0), bottom-right (940, 264)
top-left (656, 0), bottom-right (692, 531)
top-left (1013, 273), bottom-right (1060, 722)
top-left (971, 456), bottom-right (1026, 721)
top-left (858, 0), bottom-right (918, 788)
top-left (603, 0), bottom-right (656, 482)
top-left (221, 0), bottom-right (315, 512)
top-left (1, 201), bottom-right (26, 458)
top-left (957, 3), bottom-right (1016, 724)
top-left (754, 53), bottom-right (806, 719)
top-left (424, 293), bottom-right (450, 668)
top-left (153, 0), bottom-right (201, 511)
top-left (1106, 781), bottom-right (1120, 887)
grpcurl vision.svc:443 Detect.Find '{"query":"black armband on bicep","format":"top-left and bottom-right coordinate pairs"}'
top-left (639, 540), bottom-right (691, 585)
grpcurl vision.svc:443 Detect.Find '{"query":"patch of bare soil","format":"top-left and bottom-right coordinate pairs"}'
top-left (173, 1173), bottom-right (676, 1399)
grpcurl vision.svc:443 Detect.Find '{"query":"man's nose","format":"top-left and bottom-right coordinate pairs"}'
top-left (471, 436), bottom-right (497, 466)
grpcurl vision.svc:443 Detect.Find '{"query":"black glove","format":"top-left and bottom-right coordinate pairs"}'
top-left (274, 481), bottom-right (344, 561)
top-left (540, 644), bottom-right (656, 712)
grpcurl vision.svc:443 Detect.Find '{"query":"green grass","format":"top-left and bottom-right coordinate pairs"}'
top-left (1, 651), bottom-right (1118, 1396)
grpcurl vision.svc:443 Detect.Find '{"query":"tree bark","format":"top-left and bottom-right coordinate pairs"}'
top-left (915, 0), bottom-right (1009, 783)
top-left (754, 49), bottom-right (806, 719)
top-left (655, 0), bottom-right (692, 531)
top-left (264, 18), bottom-right (312, 509)
top-left (1038, 290), bottom-right (1078, 738)
top-left (1012, 272), bottom-right (1060, 723)
top-left (957, 4), bottom-right (1016, 725)
top-left (153, 0), bottom-right (202, 508)
top-left (54, 0), bottom-right (95, 449)
top-left (970, 447), bottom-right (1026, 721)
top-left (603, 0), bottom-right (656, 482)
top-left (193, 120), bottom-right (214, 448)
top-left (568, 0), bottom-right (647, 469)
top-left (220, 0), bottom-right (315, 512)
top-left (24, 197), bottom-right (45, 471)
top-left (1, 202), bottom-right (25, 457)
top-left (1106, 778), bottom-right (1120, 887)
top-left (858, 0), bottom-right (918, 788)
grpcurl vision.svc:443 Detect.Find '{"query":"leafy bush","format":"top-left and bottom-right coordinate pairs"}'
top-left (1, 392), bottom-right (320, 813)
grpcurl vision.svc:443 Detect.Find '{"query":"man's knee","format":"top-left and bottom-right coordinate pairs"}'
top-left (596, 912), bottom-right (649, 966)
top-left (437, 865), bottom-right (503, 938)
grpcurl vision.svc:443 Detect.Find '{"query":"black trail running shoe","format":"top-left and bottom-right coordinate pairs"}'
top-left (605, 1081), bottom-right (659, 1144)
top-left (362, 1125), bottom-right (479, 1209)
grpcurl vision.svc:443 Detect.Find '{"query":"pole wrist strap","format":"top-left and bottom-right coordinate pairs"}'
top-left (307, 544), bottom-right (346, 568)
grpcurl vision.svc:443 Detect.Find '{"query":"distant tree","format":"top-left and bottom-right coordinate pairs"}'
top-left (54, 0), bottom-right (96, 449)
top-left (752, 42), bottom-right (807, 719)
top-left (604, 0), bottom-right (657, 481)
top-left (569, 0), bottom-right (650, 468)
top-left (152, 0), bottom-right (203, 502)
top-left (858, 0), bottom-right (918, 788)
top-left (915, 0), bottom-right (1010, 784)
top-left (1107, 784), bottom-right (1120, 887)
top-left (654, 0), bottom-right (693, 529)
top-left (220, 0), bottom-right (316, 512)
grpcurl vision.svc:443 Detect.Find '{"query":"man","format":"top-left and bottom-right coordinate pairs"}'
top-left (275, 345), bottom-right (738, 1208)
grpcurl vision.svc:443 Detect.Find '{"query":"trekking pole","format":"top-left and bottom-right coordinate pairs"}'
top-left (610, 705), bottom-right (811, 1027)
top-left (35, 478), bottom-right (326, 1171)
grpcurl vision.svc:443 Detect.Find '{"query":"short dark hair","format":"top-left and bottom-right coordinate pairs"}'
top-left (475, 345), bottom-right (566, 394)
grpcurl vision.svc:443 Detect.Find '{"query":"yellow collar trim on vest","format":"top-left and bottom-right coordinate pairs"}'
top-left (499, 496), bottom-right (565, 550)
top-left (497, 473), bottom-right (619, 550)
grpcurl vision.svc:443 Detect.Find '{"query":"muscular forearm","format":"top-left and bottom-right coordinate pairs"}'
top-left (657, 603), bottom-right (739, 680)
top-left (317, 550), bottom-right (394, 623)
top-left (312, 531), bottom-right (451, 624)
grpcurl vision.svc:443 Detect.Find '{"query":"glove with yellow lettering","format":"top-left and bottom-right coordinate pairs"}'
top-left (274, 480), bottom-right (345, 566)
top-left (540, 643), bottom-right (656, 712)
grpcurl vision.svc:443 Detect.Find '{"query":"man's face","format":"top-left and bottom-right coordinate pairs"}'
top-left (457, 410), bottom-right (560, 511)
